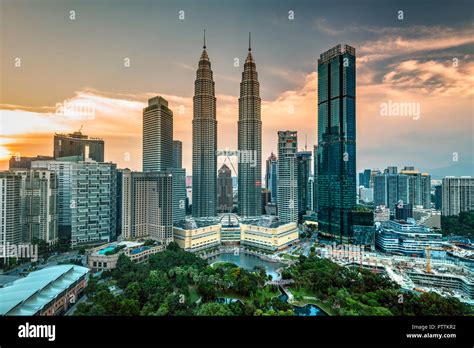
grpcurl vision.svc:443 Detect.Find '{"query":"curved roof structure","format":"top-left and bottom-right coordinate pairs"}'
top-left (0, 264), bottom-right (89, 316)
top-left (220, 213), bottom-right (241, 227)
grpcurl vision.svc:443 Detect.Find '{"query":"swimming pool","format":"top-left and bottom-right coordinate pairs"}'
top-left (97, 245), bottom-right (116, 255)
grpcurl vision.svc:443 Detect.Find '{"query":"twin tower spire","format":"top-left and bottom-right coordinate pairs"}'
top-left (202, 30), bottom-right (251, 51)
top-left (192, 30), bottom-right (262, 218)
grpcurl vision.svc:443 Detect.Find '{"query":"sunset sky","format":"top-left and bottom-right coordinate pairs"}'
top-left (1, 0), bottom-right (473, 177)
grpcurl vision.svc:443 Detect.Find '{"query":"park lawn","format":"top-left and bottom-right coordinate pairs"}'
top-left (288, 286), bottom-right (336, 316)
top-left (254, 286), bottom-right (281, 302)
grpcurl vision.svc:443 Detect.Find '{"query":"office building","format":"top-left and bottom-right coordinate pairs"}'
top-left (170, 140), bottom-right (186, 223)
top-left (192, 33), bottom-right (217, 218)
top-left (121, 170), bottom-right (173, 244)
top-left (296, 150), bottom-right (312, 221)
top-left (238, 34), bottom-right (262, 217)
top-left (217, 164), bottom-right (233, 213)
top-left (70, 160), bottom-right (117, 247)
top-left (350, 210), bottom-right (375, 246)
top-left (172, 140), bottom-right (183, 169)
top-left (13, 169), bottom-right (58, 245)
top-left (358, 169), bottom-right (371, 188)
top-left (313, 145), bottom-right (318, 212)
top-left (9, 155), bottom-right (54, 170)
top-left (54, 131), bottom-right (104, 162)
top-left (171, 168), bottom-right (186, 223)
top-left (172, 140), bottom-right (186, 223)
top-left (434, 184), bottom-right (442, 210)
top-left (261, 188), bottom-right (271, 215)
top-left (116, 170), bottom-right (124, 239)
top-left (317, 44), bottom-right (357, 241)
top-left (375, 219), bottom-right (444, 256)
top-left (265, 152), bottom-right (278, 204)
top-left (369, 169), bottom-right (382, 189)
top-left (31, 160), bottom-right (74, 241)
top-left (374, 167), bottom-right (431, 211)
top-left (442, 177), bottom-right (474, 216)
top-left (0, 171), bottom-right (22, 246)
top-left (277, 131), bottom-right (298, 223)
top-left (308, 176), bottom-right (315, 211)
top-left (143, 96), bottom-right (173, 172)
top-left (143, 96), bottom-right (184, 223)
top-left (400, 167), bottom-right (431, 209)
top-left (395, 202), bottom-right (413, 221)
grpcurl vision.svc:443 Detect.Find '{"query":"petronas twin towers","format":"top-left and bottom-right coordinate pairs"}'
top-left (237, 36), bottom-right (262, 217)
top-left (192, 32), bottom-right (261, 218)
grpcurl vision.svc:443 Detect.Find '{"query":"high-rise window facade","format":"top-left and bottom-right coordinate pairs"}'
top-left (192, 38), bottom-right (217, 218)
top-left (317, 44), bottom-right (356, 241)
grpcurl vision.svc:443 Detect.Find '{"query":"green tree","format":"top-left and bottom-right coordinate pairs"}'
top-left (196, 303), bottom-right (233, 316)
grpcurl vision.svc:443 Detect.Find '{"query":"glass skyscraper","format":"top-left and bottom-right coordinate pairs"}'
top-left (317, 44), bottom-right (356, 242)
top-left (172, 140), bottom-right (183, 169)
top-left (217, 164), bottom-right (233, 213)
top-left (265, 152), bottom-right (278, 204)
top-left (373, 167), bottom-right (431, 212)
top-left (358, 169), bottom-right (371, 188)
top-left (143, 96), bottom-right (173, 172)
top-left (296, 150), bottom-right (312, 222)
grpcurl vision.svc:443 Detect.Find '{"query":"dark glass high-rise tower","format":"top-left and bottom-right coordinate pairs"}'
top-left (217, 164), bottom-right (233, 213)
top-left (265, 152), bottom-right (278, 203)
top-left (317, 44), bottom-right (356, 242)
top-left (296, 150), bottom-right (312, 222)
top-left (192, 32), bottom-right (217, 217)
top-left (238, 33), bottom-right (262, 217)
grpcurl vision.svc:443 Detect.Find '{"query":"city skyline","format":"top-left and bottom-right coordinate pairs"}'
top-left (0, 0), bottom-right (473, 334)
top-left (1, 0), bottom-right (473, 178)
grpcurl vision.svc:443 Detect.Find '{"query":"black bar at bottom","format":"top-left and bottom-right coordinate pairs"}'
top-left (0, 316), bottom-right (472, 346)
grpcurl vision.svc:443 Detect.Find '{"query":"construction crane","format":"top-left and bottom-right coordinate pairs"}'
top-left (425, 246), bottom-right (449, 273)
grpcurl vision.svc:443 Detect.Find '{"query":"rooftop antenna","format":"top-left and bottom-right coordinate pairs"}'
top-left (203, 29), bottom-right (206, 49)
top-left (305, 134), bottom-right (308, 151)
top-left (248, 32), bottom-right (251, 51)
top-left (78, 125), bottom-right (83, 133)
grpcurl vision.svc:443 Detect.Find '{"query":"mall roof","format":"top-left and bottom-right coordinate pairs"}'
top-left (0, 264), bottom-right (89, 316)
